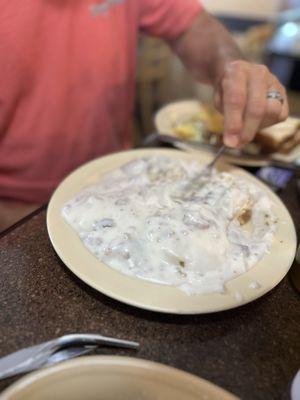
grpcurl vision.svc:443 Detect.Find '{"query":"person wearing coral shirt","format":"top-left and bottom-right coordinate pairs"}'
top-left (0, 0), bottom-right (288, 230)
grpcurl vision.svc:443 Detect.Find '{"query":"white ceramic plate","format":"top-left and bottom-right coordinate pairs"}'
top-left (47, 148), bottom-right (297, 314)
top-left (0, 356), bottom-right (239, 400)
top-left (154, 100), bottom-right (300, 167)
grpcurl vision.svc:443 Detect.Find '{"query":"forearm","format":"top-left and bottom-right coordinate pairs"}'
top-left (171, 10), bottom-right (243, 86)
top-left (170, 9), bottom-right (288, 148)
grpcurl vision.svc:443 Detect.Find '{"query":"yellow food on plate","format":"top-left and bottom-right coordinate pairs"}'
top-left (197, 105), bottom-right (224, 134)
top-left (172, 102), bottom-right (300, 157)
top-left (173, 121), bottom-right (205, 141)
top-left (173, 105), bottom-right (224, 142)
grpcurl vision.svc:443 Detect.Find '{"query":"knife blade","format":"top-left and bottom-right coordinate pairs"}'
top-left (0, 339), bottom-right (59, 379)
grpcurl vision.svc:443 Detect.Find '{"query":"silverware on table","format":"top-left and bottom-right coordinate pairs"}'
top-left (44, 345), bottom-right (98, 367)
top-left (0, 334), bottom-right (139, 380)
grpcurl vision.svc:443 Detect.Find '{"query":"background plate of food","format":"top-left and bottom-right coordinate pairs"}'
top-left (154, 100), bottom-right (300, 167)
top-left (47, 148), bottom-right (296, 314)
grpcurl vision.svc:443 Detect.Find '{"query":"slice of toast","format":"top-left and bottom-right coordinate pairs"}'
top-left (255, 117), bottom-right (300, 152)
top-left (277, 128), bottom-right (300, 154)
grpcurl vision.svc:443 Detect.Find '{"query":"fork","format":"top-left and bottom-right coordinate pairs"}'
top-left (200, 144), bottom-right (226, 175)
top-left (186, 144), bottom-right (226, 190)
top-left (171, 145), bottom-right (226, 201)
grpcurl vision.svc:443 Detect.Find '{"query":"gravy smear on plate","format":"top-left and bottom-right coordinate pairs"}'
top-left (62, 156), bottom-right (276, 294)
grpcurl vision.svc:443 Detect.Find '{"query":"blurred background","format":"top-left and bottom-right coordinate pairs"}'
top-left (134, 0), bottom-right (300, 144)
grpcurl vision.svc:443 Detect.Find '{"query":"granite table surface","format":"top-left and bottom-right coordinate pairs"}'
top-left (0, 177), bottom-right (299, 400)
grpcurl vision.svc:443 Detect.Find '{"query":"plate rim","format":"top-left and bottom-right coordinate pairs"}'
top-left (0, 355), bottom-right (239, 400)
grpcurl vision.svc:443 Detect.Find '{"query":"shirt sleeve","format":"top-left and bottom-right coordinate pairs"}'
top-left (138, 0), bottom-right (203, 41)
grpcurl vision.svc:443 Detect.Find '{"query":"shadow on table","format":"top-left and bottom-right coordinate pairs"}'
top-left (55, 253), bottom-right (275, 327)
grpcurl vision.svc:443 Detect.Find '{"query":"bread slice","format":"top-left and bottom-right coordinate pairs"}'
top-left (278, 128), bottom-right (300, 154)
top-left (255, 117), bottom-right (300, 152)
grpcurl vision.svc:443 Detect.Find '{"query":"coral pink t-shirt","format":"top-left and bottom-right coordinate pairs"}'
top-left (0, 0), bottom-right (202, 203)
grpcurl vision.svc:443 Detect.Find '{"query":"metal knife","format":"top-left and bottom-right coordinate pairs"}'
top-left (45, 346), bottom-right (97, 367)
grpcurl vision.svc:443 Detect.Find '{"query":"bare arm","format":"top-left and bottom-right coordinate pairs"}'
top-left (171, 11), bottom-right (289, 147)
top-left (172, 10), bottom-right (242, 85)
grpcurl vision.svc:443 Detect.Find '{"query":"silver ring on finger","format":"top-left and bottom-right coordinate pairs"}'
top-left (266, 90), bottom-right (284, 105)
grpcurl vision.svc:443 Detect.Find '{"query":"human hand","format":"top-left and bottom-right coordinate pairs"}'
top-left (214, 60), bottom-right (289, 148)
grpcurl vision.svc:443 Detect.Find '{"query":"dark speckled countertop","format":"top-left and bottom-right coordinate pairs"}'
top-left (0, 177), bottom-right (299, 400)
